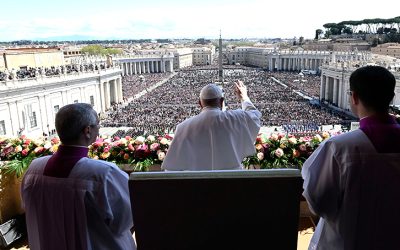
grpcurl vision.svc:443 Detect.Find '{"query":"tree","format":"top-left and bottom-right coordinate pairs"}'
top-left (324, 30), bottom-right (332, 38)
top-left (315, 29), bottom-right (323, 39)
top-left (343, 27), bottom-right (353, 34)
top-left (81, 45), bottom-right (122, 56)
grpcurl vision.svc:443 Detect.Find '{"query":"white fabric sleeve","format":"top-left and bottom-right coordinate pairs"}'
top-left (301, 140), bottom-right (341, 220)
top-left (241, 99), bottom-right (261, 125)
top-left (103, 165), bottom-right (134, 234)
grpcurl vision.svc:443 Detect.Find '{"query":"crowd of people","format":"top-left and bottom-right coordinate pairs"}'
top-left (0, 63), bottom-right (111, 81)
top-left (121, 72), bottom-right (172, 102)
top-left (102, 68), bottom-right (355, 136)
top-left (269, 71), bottom-right (321, 98)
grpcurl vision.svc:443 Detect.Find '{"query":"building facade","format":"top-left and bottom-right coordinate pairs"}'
top-left (320, 62), bottom-right (400, 110)
top-left (192, 47), bottom-right (213, 65)
top-left (1, 48), bottom-right (65, 71)
top-left (371, 43), bottom-right (400, 59)
top-left (0, 67), bottom-right (122, 137)
top-left (227, 47), bottom-right (371, 72)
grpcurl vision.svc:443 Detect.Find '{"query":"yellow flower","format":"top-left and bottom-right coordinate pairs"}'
top-left (100, 152), bottom-right (110, 159)
top-left (322, 131), bottom-right (330, 139)
top-left (50, 145), bottom-right (59, 153)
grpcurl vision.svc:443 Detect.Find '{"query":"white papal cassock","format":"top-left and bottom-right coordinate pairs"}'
top-left (162, 100), bottom-right (261, 171)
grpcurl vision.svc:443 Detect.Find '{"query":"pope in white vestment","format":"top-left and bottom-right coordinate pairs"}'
top-left (162, 81), bottom-right (261, 171)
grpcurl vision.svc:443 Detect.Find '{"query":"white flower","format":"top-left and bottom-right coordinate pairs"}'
top-left (43, 141), bottom-right (52, 149)
top-left (147, 135), bottom-right (156, 142)
top-left (33, 139), bottom-right (44, 146)
top-left (257, 152), bottom-right (264, 160)
top-left (314, 134), bottom-right (323, 142)
top-left (160, 138), bottom-right (168, 145)
top-left (15, 145), bottom-right (22, 152)
top-left (270, 133), bottom-right (279, 141)
top-left (119, 138), bottom-right (128, 145)
top-left (157, 151), bottom-right (166, 161)
top-left (288, 137), bottom-right (297, 144)
top-left (322, 132), bottom-right (330, 139)
top-left (135, 136), bottom-right (145, 145)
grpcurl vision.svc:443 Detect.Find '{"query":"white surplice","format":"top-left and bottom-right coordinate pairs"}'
top-left (302, 129), bottom-right (400, 250)
top-left (162, 100), bottom-right (261, 170)
top-left (22, 156), bottom-right (136, 250)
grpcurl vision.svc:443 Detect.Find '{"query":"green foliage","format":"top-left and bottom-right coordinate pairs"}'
top-left (133, 158), bottom-right (154, 172)
top-left (321, 16), bottom-right (400, 37)
top-left (81, 45), bottom-right (122, 56)
top-left (3, 156), bottom-right (34, 177)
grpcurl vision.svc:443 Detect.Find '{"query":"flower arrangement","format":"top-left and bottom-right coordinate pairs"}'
top-left (242, 131), bottom-right (333, 169)
top-left (88, 134), bottom-right (171, 171)
top-left (0, 131), bottom-right (336, 176)
top-left (0, 135), bottom-right (59, 176)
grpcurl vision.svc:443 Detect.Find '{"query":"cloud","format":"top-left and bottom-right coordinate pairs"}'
top-left (1, 0), bottom-right (400, 41)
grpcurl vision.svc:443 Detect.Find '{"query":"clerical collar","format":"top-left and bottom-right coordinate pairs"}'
top-left (359, 114), bottom-right (397, 129)
top-left (359, 113), bottom-right (400, 154)
top-left (43, 145), bottom-right (89, 178)
top-left (202, 106), bottom-right (221, 111)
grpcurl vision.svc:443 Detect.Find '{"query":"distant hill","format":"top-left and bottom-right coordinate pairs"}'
top-left (32, 35), bottom-right (107, 42)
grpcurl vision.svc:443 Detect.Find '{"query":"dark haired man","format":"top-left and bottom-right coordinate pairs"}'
top-left (22, 103), bottom-right (136, 250)
top-left (302, 66), bottom-right (400, 249)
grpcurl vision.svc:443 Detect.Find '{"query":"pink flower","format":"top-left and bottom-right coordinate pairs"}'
top-left (34, 146), bottom-right (45, 154)
top-left (51, 137), bottom-right (60, 145)
top-left (150, 143), bottom-right (160, 151)
top-left (103, 147), bottom-right (110, 153)
top-left (128, 143), bottom-right (135, 152)
top-left (125, 136), bottom-right (132, 140)
top-left (274, 148), bottom-right (284, 158)
top-left (137, 144), bottom-right (148, 151)
top-left (299, 144), bottom-right (307, 152)
top-left (21, 149), bottom-right (29, 156)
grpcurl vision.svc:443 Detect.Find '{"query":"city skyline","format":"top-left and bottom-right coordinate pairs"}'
top-left (0, 0), bottom-right (399, 41)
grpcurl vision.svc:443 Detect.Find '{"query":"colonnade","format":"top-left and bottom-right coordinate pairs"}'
top-left (269, 57), bottom-right (323, 71)
top-left (120, 59), bottom-right (174, 76)
top-left (99, 77), bottom-right (123, 111)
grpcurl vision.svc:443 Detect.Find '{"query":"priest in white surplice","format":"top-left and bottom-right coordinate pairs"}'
top-left (21, 103), bottom-right (136, 250)
top-left (162, 81), bottom-right (261, 171)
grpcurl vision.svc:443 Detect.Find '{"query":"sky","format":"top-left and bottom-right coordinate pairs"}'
top-left (0, 0), bottom-right (399, 41)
